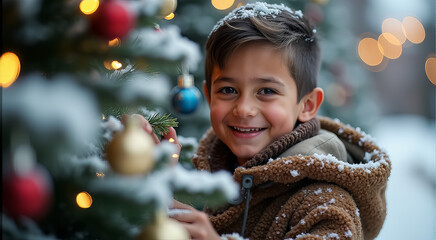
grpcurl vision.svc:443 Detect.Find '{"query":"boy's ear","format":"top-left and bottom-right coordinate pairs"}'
top-left (297, 87), bottom-right (324, 122)
top-left (203, 80), bottom-right (211, 105)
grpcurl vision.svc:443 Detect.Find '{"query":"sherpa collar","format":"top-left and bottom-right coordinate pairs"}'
top-left (205, 118), bottom-right (320, 173)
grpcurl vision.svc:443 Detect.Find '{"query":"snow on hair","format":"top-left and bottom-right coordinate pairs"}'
top-left (210, 2), bottom-right (304, 36)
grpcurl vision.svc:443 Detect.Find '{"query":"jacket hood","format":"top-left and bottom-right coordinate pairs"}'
top-left (193, 116), bottom-right (391, 239)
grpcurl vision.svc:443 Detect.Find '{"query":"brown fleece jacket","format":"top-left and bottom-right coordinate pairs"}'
top-left (192, 117), bottom-right (391, 240)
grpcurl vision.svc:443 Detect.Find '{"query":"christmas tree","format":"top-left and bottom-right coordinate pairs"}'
top-left (2, 0), bottom-right (238, 239)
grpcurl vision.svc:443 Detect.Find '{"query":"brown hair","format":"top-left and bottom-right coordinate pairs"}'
top-left (205, 7), bottom-right (320, 102)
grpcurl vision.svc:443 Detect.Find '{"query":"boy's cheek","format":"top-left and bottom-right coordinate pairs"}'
top-left (264, 105), bottom-right (298, 132)
top-left (209, 103), bottom-right (228, 118)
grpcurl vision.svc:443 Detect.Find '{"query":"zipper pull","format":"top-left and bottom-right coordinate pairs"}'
top-left (228, 175), bottom-right (253, 205)
top-left (240, 175), bottom-right (253, 237)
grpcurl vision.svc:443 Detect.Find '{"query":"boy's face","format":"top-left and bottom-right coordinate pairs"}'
top-left (206, 43), bottom-right (306, 165)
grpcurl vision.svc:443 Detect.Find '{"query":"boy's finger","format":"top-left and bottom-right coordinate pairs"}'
top-left (162, 128), bottom-right (181, 166)
top-left (161, 127), bottom-right (178, 143)
top-left (171, 200), bottom-right (194, 210)
top-left (121, 114), bottom-right (126, 123)
top-left (170, 211), bottom-right (196, 223)
top-left (162, 127), bottom-right (181, 151)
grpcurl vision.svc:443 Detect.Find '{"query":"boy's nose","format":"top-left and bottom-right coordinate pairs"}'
top-left (232, 96), bottom-right (257, 118)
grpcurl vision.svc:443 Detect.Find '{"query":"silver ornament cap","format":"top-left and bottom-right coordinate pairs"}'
top-left (177, 74), bottom-right (194, 88)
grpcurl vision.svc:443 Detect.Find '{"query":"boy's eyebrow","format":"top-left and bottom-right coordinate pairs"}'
top-left (255, 77), bottom-right (286, 87)
top-left (212, 76), bottom-right (286, 87)
top-left (212, 77), bottom-right (235, 84)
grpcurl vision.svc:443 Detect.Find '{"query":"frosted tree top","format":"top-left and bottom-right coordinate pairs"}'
top-left (210, 2), bottom-right (303, 36)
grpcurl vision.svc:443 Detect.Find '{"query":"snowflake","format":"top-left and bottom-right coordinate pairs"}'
top-left (290, 170), bottom-right (299, 177)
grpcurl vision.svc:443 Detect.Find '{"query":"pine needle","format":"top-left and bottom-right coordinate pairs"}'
top-left (145, 113), bottom-right (178, 136)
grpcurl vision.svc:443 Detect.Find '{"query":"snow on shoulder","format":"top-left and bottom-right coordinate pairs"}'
top-left (314, 117), bottom-right (390, 175)
top-left (210, 2), bottom-right (303, 36)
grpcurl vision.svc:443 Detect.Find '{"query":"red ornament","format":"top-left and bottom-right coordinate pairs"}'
top-left (90, 0), bottom-right (136, 40)
top-left (2, 166), bottom-right (52, 221)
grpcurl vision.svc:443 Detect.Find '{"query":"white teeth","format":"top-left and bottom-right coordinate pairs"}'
top-left (232, 127), bottom-right (262, 132)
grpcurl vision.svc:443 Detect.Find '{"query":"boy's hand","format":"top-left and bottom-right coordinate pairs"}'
top-left (121, 114), bottom-right (181, 165)
top-left (170, 200), bottom-right (221, 240)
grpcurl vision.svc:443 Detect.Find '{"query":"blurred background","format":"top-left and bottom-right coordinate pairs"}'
top-left (2, 0), bottom-right (435, 239)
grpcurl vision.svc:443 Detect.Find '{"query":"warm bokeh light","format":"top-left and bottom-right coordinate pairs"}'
top-left (96, 172), bottom-right (105, 178)
top-left (102, 114), bottom-right (106, 120)
top-left (325, 84), bottom-right (347, 107)
top-left (164, 13), bottom-right (175, 20)
top-left (111, 61), bottom-right (122, 70)
top-left (425, 57), bottom-right (436, 85)
top-left (76, 192), bottom-right (93, 208)
top-left (79, 0), bottom-right (99, 15)
top-left (168, 138), bottom-right (175, 143)
top-left (358, 37), bottom-right (384, 66)
top-left (108, 38), bottom-right (121, 47)
top-left (212, 0), bottom-right (235, 10)
top-left (366, 57), bottom-right (389, 72)
top-left (172, 154), bottom-right (179, 158)
top-left (104, 61), bottom-right (112, 70)
top-left (0, 52), bottom-right (21, 88)
top-left (382, 18), bottom-right (406, 45)
top-left (377, 33), bottom-right (402, 59)
top-left (402, 16), bottom-right (425, 44)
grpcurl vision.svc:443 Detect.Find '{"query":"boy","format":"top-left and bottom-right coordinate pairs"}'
top-left (135, 2), bottom-right (390, 239)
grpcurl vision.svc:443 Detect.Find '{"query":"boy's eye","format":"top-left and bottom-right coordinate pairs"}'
top-left (258, 88), bottom-right (277, 95)
top-left (218, 87), bottom-right (237, 94)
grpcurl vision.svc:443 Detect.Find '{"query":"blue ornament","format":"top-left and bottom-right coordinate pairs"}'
top-left (171, 74), bottom-right (201, 114)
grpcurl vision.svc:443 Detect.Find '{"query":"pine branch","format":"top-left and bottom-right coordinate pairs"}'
top-left (105, 64), bottom-right (136, 83)
top-left (145, 113), bottom-right (178, 136)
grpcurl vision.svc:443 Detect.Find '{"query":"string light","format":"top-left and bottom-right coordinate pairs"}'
top-left (168, 138), bottom-right (175, 143)
top-left (172, 154), bottom-right (179, 158)
top-left (111, 61), bottom-right (122, 70)
top-left (76, 192), bottom-right (93, 208)
top-left (211, 0), bottom-right (235, 10)
top-left (96, 172), bottom-right (105, 178)
top-left (108, 38), bottom-right (121, 47)
top-left (358, 37), bottom-right (383, 66)
top-left (102, 114), bottom-right (106, 120)
top-left (104, 61), bottom-right (112, 70)
top-left (402, 16), bottom-right (425, 44)
top-left (164, 13), bottom-right (175, 20)
top-left (79, 0), bottom-right (99, 15)
top-left (425, 56), bottom-right (436, 85)
top-left (104, 60), bottom-right (123, 70)
top-left (0, 52), bottom-right (21, 88)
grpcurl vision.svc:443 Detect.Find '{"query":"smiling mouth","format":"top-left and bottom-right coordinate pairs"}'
top-left (230, 126), bottom-right (266, 133)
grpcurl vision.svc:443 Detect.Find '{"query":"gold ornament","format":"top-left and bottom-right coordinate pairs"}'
top-left (160, 0), bottom-right (177, 18)
top-left (105, 117), bottom-right (154, 175)
top-left (138, 212), bottom-right (189, 240)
